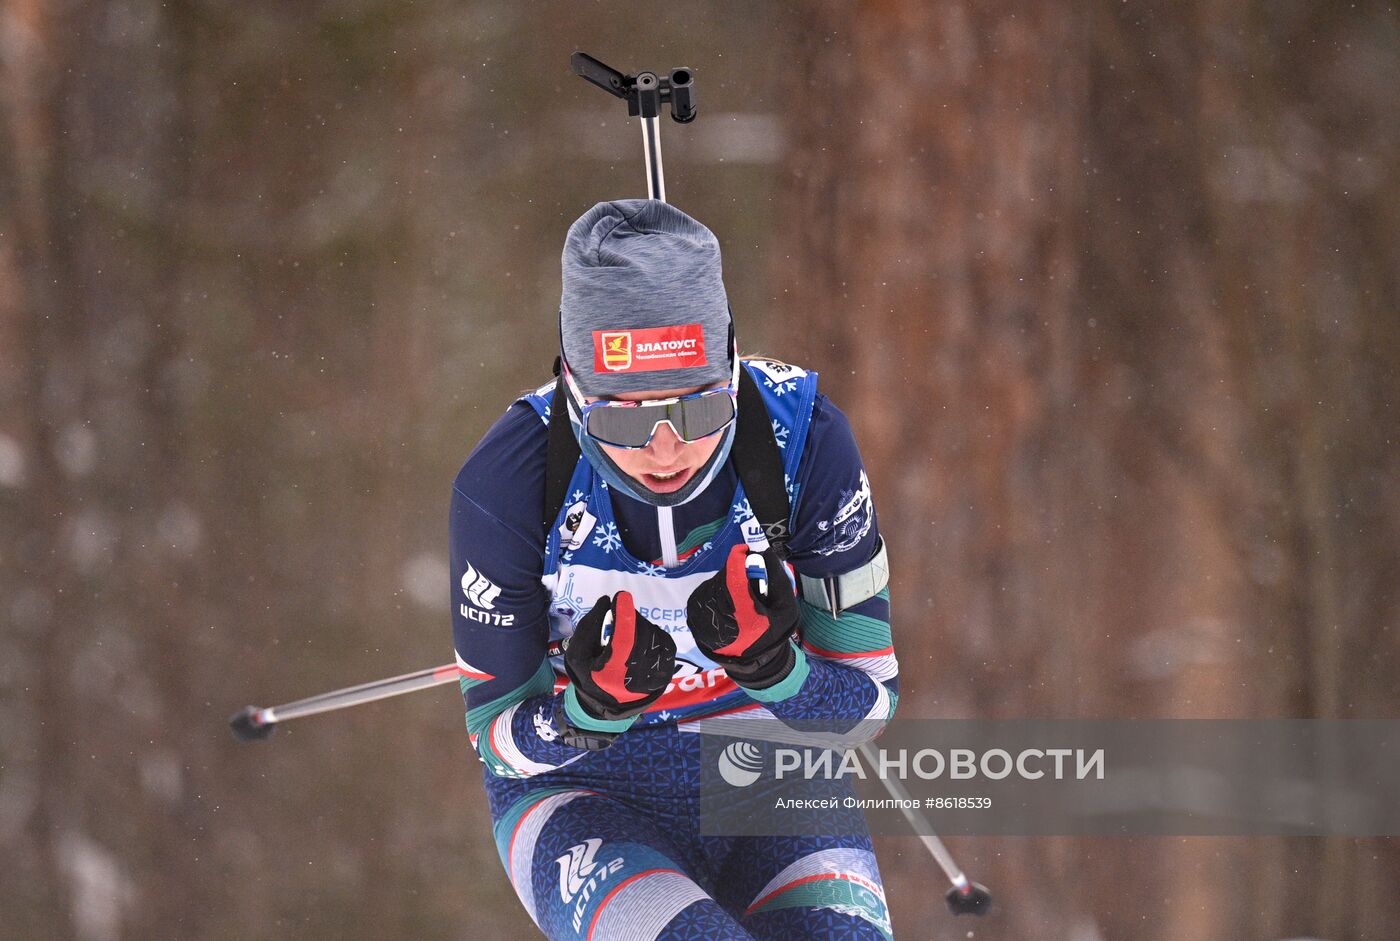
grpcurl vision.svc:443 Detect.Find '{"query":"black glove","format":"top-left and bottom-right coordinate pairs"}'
top-left (564, 592), bottom-right (676, 725)
top-left (686, 544), bottom-right (799, 689)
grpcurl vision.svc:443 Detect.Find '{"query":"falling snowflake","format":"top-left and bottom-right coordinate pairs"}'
top-left (634, 560), bottom-right (665, 576)
top-left (592, 522), bottom-right (622, 552)
top-left (731, 498), bottom-right (754, 524)
top-left (570, 489), bottom-right (585, 504)
top-left (772, 380), bottom-right (798, 396)
top-left (561, 550), bottom-right (574, 564)
top-left (771, 420), bottom-right (790, 449)
top-left (655, 710), bottom-right (673, 722)
top-left (784, 473), bottom-right (796, 498)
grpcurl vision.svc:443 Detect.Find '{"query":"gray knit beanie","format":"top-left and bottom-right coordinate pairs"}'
top-left (560, 199), bottom-right (733, 396)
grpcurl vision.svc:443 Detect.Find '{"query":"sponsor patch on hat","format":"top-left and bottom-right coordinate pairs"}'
top-left (593, 324), bottom-right (708, 374)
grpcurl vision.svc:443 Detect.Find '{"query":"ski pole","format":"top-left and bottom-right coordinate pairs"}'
top-left (229, 663), bottom-right (462, 742)
top-left (857, 742), bottom-right (992, 915)
top-left (230, 641), bottom-right (575, 741)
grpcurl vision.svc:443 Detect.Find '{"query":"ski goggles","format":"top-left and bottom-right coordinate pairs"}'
top-left (562, 355), bottom-right (739, 450)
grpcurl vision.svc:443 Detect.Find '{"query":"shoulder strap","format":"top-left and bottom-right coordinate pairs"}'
top-left (543, 369), bottom-right (582, 533)
top-left (733, 365), bottom-right (793, 558)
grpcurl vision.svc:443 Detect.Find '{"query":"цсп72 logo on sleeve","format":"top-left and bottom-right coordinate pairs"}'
top-left (460, 563), bottom-right (514, 626)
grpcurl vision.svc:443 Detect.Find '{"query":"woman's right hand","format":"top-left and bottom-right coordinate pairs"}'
top-left (564, 592), bottom-right (677, 723)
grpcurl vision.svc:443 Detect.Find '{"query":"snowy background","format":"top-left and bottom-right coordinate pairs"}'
top-left (2, 1), bottom-right (1397, 939)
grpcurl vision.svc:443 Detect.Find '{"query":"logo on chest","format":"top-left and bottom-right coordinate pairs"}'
top-left (557, 500), bottom-right (598, 553)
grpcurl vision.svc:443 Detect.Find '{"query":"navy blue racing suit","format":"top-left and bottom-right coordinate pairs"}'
top-left (451, 360), bottom-right (899, 940)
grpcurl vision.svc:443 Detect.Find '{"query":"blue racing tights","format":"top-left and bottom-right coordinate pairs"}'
top-left (484, 724), bottom-right (892, 941)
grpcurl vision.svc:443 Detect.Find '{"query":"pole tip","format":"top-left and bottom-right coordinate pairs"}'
top-left (945, 882), bottom-right (992, 916)
top-left (229, 705), bottom-right (276, 743)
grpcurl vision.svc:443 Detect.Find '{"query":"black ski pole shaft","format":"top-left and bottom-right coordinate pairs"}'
top-left (857, 742), bottom-right (992, 916)
top-left (229, 663), bottom-right (462, 742)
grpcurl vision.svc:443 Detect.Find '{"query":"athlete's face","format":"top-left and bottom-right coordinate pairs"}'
top-left (591, 384), bottom-right (726, 495)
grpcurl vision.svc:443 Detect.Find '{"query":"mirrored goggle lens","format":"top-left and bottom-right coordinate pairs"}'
top-left (585, 393), bottom-right (735, 448)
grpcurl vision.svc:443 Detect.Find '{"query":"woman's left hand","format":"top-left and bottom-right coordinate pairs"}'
top-left (686, 544), bottom-right (799, 689)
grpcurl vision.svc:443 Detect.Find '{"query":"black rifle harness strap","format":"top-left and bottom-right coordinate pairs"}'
top-left (541, 360), bottom-right (887, 615)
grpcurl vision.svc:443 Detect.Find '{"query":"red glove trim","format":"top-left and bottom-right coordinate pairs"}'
top-left (594, 592), bottom-right (646, 703)
top-left (718, 546), bottom-right (769, 656)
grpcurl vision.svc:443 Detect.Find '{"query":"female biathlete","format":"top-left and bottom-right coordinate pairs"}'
top-left (450, 199), bottom-right (898, 940)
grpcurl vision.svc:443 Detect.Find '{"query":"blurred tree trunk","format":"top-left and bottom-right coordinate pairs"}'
top-left (777, 2), bottom-right (1400, 939)
top-left (2, 0), bottom-right (206, 936)
top-left (3, 0), bottom-right (219, 932)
